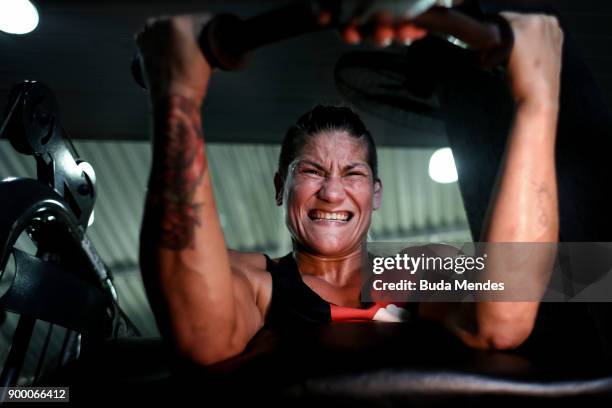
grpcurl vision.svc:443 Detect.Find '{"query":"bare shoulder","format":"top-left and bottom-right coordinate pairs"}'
top-left (229, 250), bottom-right (267, 272)
top-left (228, 250), bottom-right (272, 311)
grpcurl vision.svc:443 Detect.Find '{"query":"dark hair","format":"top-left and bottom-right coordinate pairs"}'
top-left (278, 105), bottom-right (378, 182)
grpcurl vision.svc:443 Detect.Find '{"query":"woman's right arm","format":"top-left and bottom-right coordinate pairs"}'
top-left (137, 16), bottom-right (267, 365)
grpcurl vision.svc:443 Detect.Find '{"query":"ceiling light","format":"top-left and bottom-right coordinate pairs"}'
top-left (428, 147), bottom-right (458, 184)
top-left (0, 0), bottom-right (39, 35)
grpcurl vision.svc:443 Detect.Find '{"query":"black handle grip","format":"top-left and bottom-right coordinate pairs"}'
top-left (411, 7), bottom-right (514, 68)
top-left (131, 1), bottom-right (514, 89)
top-left (131, 0), bottom-right (334, 89)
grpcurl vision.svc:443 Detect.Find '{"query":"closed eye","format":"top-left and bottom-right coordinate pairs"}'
top-left (302, 169), bottom-right (324, 176)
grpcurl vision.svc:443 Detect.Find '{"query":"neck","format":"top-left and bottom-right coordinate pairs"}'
top-left (292, 243), bottom-right (366, 286)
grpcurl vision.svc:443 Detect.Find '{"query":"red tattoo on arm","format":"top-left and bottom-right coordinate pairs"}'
top-left (145, 95), bottom-right (206, 250)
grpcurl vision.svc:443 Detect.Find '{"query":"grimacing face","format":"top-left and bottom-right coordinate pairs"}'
top-left (275, 131), bottom-right (382, 257)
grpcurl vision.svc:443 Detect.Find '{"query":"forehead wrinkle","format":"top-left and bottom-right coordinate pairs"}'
top-left (344, 162), bottom-right (369, 171)
top-left (298, 132), bottom-right (369, 167)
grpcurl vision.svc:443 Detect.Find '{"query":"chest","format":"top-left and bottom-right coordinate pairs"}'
top-left (302, 275), bottom-right (363, 308)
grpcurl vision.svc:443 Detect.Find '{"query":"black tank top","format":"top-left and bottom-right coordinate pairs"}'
top-left (264, 253), bottom-right (418, 328)
top-left (264, 253), bottom-right (331, 327)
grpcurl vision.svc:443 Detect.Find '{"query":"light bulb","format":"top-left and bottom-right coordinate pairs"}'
top-left (428, 147), bottom-right (458, 184)
top-left (0, 0), bottom-right (39, 35)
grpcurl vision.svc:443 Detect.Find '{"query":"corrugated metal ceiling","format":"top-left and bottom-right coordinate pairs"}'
top-left (0, 139), bottom-right (470, 340)
top-left (1, 140), bottom-right (470, 265)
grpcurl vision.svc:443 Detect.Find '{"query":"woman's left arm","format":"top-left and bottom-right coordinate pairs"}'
top-left (422, 13), bottom-right (564, 350)
top-left (459, 97), bottom-right (560, 350)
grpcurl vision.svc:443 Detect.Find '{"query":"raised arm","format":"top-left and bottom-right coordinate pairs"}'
top-left (480, 13), bottom-right (562, 246)
top-left (469, 13), bottom-right (563, 348)
top-left (137, 16), bottom-right (267, 365)
top-left (422, 14), bottom-right (563, 349)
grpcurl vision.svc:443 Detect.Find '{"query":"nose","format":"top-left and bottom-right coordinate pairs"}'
top-left (317, 175), bottom-right (346, 203)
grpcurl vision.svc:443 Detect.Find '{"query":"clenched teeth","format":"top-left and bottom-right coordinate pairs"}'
top-left (309, 210), bottom-right (352, 221)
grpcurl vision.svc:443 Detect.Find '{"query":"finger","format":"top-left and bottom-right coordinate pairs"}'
top-left (373, 25), bottom-right (395, 47)
top-left (341, 23), bottom-right (362, 45)
top-left (395, 22), bottom-right (427, 45)
top-left (369, 11), bottom-right (394, 47)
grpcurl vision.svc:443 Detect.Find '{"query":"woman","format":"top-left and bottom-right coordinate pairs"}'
top-left (137, 11), bottom-right (563, 365)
